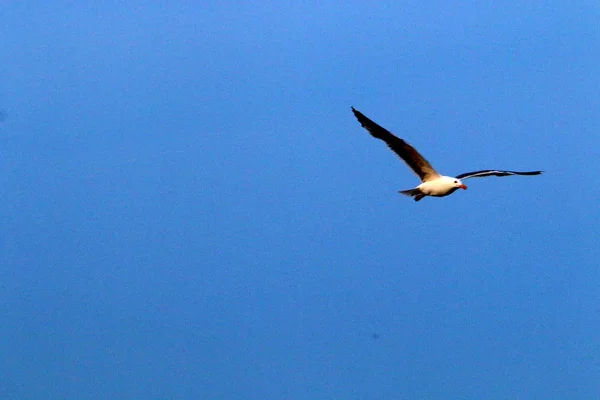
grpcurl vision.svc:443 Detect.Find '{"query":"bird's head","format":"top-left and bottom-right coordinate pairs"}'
top-left (451, 177), bottom-right (467, 190)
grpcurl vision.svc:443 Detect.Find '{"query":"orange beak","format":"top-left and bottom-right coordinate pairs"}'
top-left (459, 184), bottom-right (467, 190)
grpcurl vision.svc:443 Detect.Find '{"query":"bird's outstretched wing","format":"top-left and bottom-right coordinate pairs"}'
top-left (351, 107), bottom-right (440, 182)
top-left (456, 170), bottom-right (543, 180)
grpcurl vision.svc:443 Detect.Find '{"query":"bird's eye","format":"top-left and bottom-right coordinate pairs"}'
top-left (454, 180), bottom-right (457, 183)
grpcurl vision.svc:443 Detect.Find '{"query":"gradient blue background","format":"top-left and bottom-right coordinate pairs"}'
top-left (1, 2), bottom-right (599, 399)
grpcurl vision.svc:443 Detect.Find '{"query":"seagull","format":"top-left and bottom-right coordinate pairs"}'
top-left (351, 107), bottom-right (543, 201)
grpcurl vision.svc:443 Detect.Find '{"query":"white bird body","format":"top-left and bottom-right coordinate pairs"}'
top-left (418, 176), bottom-right (466, 197)
top-left (350, 107), bottom-right (542, 201)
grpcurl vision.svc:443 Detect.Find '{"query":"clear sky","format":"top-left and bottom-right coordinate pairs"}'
top-left (1, 2), bottom-right (599, 399)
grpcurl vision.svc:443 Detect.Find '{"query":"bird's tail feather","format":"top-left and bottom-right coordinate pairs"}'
top-left (399, 188), bottom-right (425, 202)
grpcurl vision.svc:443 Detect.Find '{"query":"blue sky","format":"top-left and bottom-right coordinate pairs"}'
top-left (1, 2), bottom-right (599, 399)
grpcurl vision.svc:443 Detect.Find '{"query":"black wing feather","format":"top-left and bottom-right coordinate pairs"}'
top-left (351, 107), bottom-right (439, 182)
top-left (456, 170), bottom-right (543, 180)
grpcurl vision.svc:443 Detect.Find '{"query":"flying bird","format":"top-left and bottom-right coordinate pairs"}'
top-left (351, 107), bottom-right (542, 201)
